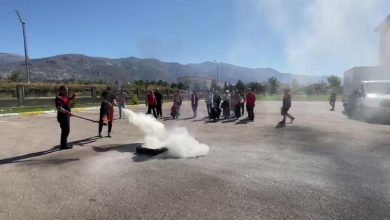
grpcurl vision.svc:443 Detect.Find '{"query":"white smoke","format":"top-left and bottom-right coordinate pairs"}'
top-left (123, 109), bottom-right (209, 158)
top-left (231, 0), bottom-right (389, 75)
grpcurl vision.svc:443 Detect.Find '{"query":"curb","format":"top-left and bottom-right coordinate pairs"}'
top-left (0, 104), bottom-right (141, 118)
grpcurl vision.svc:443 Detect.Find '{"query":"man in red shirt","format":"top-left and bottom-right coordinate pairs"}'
top-left (245, 88), bottom-right (256, 121)
top-left (146, 90), bottom-right (158, 118)
top-left (55, 86), bottom-right (76, 150)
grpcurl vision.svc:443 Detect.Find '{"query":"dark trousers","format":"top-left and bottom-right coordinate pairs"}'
top-left (118, 103), bottom-right (125, 118)
top-left (240, 103), bottom-right (245, 115)
top-left (147, 105), bottom-right (157, 118)
top-left (247, 105), bottom-right (254, 120)
top-left (206, 103), bottom-right (212, 117)
top-left (234, 104), bottom-right (241, 118)
top-left (330, 100), bottom-right (335, 110)
top-left (58, 117), bottom-right (70, 148)
top-left (99, 115), bottom-right (112, 134)
top-left (156, 102), bottom-right (162, 117)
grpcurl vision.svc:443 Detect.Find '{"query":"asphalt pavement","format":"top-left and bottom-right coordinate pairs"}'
top-left (0, 101), bottom-right (389, 219)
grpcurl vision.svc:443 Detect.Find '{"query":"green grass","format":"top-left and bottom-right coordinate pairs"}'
top-left (0, 103), bottom-right (100, 114)
top-left (0, 106), bottom-right (55, 114)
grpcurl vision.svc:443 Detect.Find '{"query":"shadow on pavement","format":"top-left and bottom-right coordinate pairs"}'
top-left (275, 123), bottom-right (286, 128)
top-left (192, 116), bottom-right (209, 122)
top-left (221, 118), bottom-right (239, 123)
top-left (0, 136), bottom-right (100, 165)
top-left (92, 143), bottom-right (172, 162)
top-left (161, 116), bottom-right (173, 121)
top-left (179, 116), bottom-right (195, 120)
top-left (235, 118), bottom-right (249, 125)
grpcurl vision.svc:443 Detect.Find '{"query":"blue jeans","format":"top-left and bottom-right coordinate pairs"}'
top-left (118, 103), bottom-right (125, 118)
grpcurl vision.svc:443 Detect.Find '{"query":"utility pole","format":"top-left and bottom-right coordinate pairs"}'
top-left (213, 60), bottom-right (219, 89)
top-left (15, 10), bottom-right (31, 83)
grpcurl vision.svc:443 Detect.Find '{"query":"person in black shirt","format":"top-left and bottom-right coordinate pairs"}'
top-left (155, 88), bottom-right (163, 118)
top-left (104, 87), bottom-right (116, 137)
top-left (98, 91), bottom-right (112, 137)
top-left (55, 86), bottom-right (76, 150)
top-left (329, 90), bottom-right (337, 111)
top-left (279, 89), bottom-right (295, 125)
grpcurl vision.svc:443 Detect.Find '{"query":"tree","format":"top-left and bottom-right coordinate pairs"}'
top-left (267, 77), bottom-right (279, 94)
top-left (235, 80), bottom-right (246, 93)
top-left (247, 82), bottom-right (265, 94)
top-left (327, 75), bottom-right (341, 90)
top-left (305, 82), bottom-right (327, 95)
top-left (223, 81), bottom-right (228, 91)
top-left (178, 82), bottom-right (188, 90)
top-left (7, 70), bottom-right (24, 82)
top-left (291, 79), bottom-right (305, 93)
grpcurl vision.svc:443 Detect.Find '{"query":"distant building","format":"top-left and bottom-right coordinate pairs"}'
top-left (177, 76), bottom-right (213, 91)
top-left (375, 15), bottom-right (390, 67)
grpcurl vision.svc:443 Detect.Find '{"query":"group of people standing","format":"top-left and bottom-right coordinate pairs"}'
top-left (55, 85), bottom-right (298, 150)
top-left (145, 88), bottom-right (164, 118)
top-left (204, 88), bottom-right (256, 122)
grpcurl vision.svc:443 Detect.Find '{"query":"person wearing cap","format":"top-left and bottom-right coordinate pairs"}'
top-left (279, 89), bottom-right (295, 124)
top-left (245, 88), bottom-right (256, 121)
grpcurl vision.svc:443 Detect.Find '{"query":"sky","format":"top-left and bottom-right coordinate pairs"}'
top-left (1, 0), bottom-right (389, 76)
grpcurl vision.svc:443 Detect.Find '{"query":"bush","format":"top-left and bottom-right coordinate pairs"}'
top-left (130, 94), bottom-right (139, 105)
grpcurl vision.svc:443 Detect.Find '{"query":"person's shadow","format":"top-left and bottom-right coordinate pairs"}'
top-left (235, 118), bottom-right (249, 125)
top-left (275, 123), bottom-right (286, 128)
top-left (0, 136), bottom-right (101, 165)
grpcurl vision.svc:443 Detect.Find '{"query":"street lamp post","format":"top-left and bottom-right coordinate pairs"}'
top-left (213, 60), bottom-right (219, 89)
top-left (15, 10), bottom-right (31, 83)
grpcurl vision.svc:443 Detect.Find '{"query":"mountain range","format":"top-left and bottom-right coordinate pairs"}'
top-left (0, 53), bottom-right (327, 84)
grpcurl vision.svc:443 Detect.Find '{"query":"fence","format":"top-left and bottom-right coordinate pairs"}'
top-left (0, 85), bottom-right (195, 108)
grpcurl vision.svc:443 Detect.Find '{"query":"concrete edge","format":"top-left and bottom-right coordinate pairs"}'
top-left (0, 104), bottom-right (142, 118)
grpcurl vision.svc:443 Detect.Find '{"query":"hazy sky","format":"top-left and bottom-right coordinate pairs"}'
top-left (1, 0), bottom-right (389, 75)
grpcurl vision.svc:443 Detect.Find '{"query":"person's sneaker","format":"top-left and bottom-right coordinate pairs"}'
top-left (278, 120), bottom-right (286, 125)
top-left (290, 118), bottom-right (295, 124)
top-left (107, 133), bottom-right (111, 138)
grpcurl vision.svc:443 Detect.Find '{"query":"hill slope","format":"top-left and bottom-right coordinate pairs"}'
top-left (0, 53), bottom-right (327, 84)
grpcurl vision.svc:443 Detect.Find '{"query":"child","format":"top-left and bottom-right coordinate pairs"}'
top-left (99, 91), bottom-right (112, 137)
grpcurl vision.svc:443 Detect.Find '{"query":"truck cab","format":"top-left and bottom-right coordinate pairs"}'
top-left (349, 81), bottom-right (390, 120)
top-left (343, 67), bottom-right (390, 120)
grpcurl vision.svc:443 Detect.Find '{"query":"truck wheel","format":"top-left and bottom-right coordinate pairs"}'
top-left (359, 105), bottom-right (371, 122)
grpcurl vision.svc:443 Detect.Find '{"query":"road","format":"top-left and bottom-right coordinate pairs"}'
top-left (0, 101), bottom-right (389, 219)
